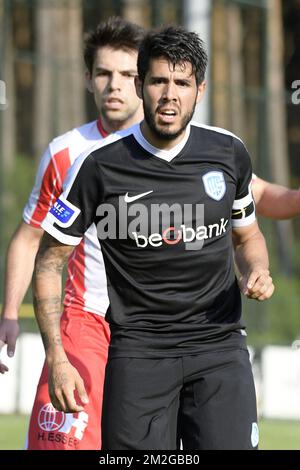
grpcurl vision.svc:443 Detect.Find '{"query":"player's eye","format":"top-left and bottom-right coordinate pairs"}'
top-left (122, 72), bottom-right (136, 78)
top-left (151, 78), bottom-right (165, 85)
top-left (96, 71), bottom-right (109, 77)
top-left (176, 80), bottom-right (190, 87)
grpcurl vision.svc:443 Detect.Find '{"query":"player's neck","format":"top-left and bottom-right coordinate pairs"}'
top-left (99, 108), bottom-right (143, 135)
top-left (140, 121), bottom-right (188, 150)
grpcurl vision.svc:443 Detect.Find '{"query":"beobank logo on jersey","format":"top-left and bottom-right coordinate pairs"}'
top-left (96, 199), bottom-right (229, 251)
top-left (132, 218), bottom-right (229, 249)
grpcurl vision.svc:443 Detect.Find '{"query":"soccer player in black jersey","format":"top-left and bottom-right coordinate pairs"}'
top-left (34, 25), bottom-right (274, 450)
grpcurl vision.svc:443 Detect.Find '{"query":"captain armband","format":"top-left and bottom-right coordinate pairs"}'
top-left (232, 190), bottom-right (256, 227)
top-left (232, 202), bottom-right (255, 220)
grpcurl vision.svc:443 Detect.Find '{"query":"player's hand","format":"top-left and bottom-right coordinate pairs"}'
top-left (0, 318), bottom-right (20, 373)
top-left (239, 268), bottom-right (274, 301)
top-left (48, 360), bottom-right (89, 413)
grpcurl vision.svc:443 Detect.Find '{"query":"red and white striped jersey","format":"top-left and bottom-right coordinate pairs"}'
top-left (23, 119), bottom-right (109, 316)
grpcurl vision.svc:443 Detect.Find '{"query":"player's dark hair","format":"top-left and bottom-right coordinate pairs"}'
top-left (84, 17), bottom-right (145, 74)
top-left (137, 25), bottom-right (208, 86)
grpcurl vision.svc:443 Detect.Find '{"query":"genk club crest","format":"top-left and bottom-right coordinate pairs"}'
top-left (202, 171), bottom-right (226, 201)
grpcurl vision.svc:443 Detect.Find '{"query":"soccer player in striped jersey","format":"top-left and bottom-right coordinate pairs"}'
top-left (0, 17), bottom-right (144, 450)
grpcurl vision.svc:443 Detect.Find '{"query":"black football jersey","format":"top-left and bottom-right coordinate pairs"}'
top-left (42, 122), bottom-right (256, 358)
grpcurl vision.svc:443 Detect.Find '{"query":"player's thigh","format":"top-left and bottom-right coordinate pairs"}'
top-left (102, 357), bottom-right (182, 450)
top-left (180, 348), bottom-right (258, 450)
top-left (26, 360), bottom-right (50, 449)
top-left (27, 311), bottom-right (109, 450)
top-left (63, 311), bottom-right (110, 402)
top-left (61, 311), bottom-right (110, 449)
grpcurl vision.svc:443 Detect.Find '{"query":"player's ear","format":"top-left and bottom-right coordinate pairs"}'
top-left (196, 80), bottom-right (206, 104)
top-left (135, 76), bottom-right (143, 99)
top-left (85, 70), bottom-right (93, 93)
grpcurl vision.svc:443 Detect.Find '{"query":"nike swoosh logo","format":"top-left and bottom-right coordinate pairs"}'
top-left (124, 190), bottom-right (153, 203)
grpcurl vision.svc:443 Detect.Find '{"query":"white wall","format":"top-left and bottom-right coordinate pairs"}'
top-left (1, 335), bottom-right (300, 420)
top-left (262, 345), bottom-right (300, 419)
top-left (0, 333), bottom-right (44, 414)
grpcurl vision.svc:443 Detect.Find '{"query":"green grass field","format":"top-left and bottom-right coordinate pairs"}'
top-left (0, 415), bottom-right (29, 450)
top-left (0, 415), bottom-right (299, 450)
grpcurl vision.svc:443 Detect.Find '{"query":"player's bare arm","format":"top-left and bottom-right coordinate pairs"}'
top-left (233, 221), bottom-right (274, 301)
top-left (253, 176), bottom-right (300, 219)
top-left (0, 221), bottom-right (43, 373)
top-left (33, 232), bottom-right (88, 413)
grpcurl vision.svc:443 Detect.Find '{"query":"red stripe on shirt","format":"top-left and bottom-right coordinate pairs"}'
top-left (29, 147), bottom-right (71, 227)
top-left (97, 118), bottom-right (109, 138)
top-left (64, 237), bottom-right (86, 312)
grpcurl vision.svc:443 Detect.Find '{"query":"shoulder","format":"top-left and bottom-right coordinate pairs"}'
top-left (190, 121), bottom-right (245, 145)
top-left (65, 125), bottom-right (137, 176)
top-left (89, 123), bottom-right (139, 160)
top-left (48, 120), bottom-right (99, 158)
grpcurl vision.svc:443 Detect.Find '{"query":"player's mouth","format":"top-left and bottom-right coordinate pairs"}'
top-left (157, 108), bottom-right (178, 124)
top-left (105, 97), bottom-right (124, 110)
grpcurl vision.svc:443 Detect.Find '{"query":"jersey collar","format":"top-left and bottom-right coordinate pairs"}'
top-left (133, 123), bottom-right (191, 162)
top-left (97, 118), bottom-right (109, 138)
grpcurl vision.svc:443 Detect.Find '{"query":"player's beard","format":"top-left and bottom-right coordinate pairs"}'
top-left (143, 99), bottom-right (197, 141)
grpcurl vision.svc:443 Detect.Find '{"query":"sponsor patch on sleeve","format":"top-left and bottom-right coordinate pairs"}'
top-left (49, 196), bottom-right (81, 228)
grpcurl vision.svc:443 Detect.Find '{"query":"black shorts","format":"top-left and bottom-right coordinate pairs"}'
top-left (101, 347), bottom-right (258, 450)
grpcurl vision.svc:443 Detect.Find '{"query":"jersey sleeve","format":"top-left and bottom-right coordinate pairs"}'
top-left (41, 153), bottom-right (103, 246)
top-left (231, 138), bottom-right (256, 228)
top-left (23, 145), bottom-right (71, 228)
